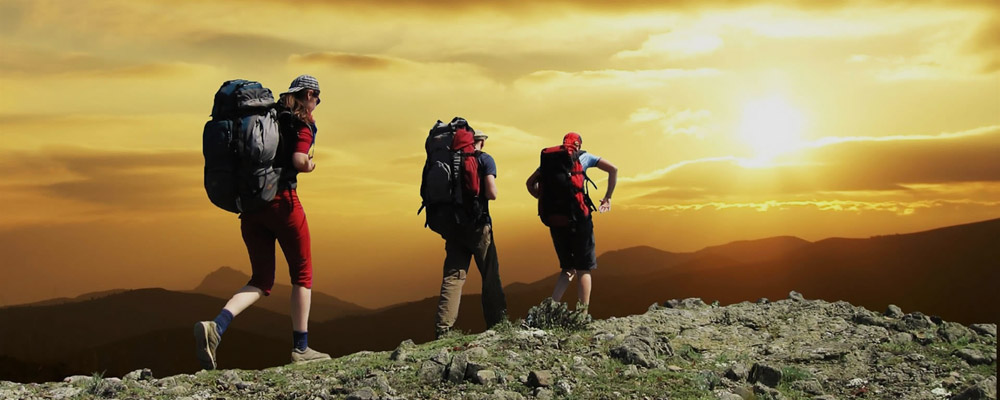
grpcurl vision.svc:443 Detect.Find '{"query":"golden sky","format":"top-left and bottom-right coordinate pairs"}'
top-left (1, 0), bottom-right (998, 308)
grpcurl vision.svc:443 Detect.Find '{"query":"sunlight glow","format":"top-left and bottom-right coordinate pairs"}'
top-left (738, 96), bottom-right (806, 161)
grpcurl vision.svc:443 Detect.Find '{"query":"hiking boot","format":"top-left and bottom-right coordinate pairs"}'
top-left (435, 327), bottom-right (450, 340)
top-left (193, 321), bottom-right (220, 370)
top-left (291, 347), bottom-right (331, 363)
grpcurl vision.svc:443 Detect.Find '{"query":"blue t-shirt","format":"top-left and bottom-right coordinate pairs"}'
top-left (478, 152), bottom-right (497, 223)
top-left (578, 152), bottom-right (601, 170)
top-left (479, 152), bottom-right (497, 178)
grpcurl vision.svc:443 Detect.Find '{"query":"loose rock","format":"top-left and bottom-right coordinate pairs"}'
top-left (749, 363), bottom-right (782, 388)
top-left (970, 324), bottom-right (997, 338)
top-left (527, 370), bottom-right (553, 388)
top-left (885, 304), bottom-right (904, 318)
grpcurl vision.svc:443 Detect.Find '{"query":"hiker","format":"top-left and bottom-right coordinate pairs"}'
top-left (196, 75), bottom-right (330, 370)
top-left (420, 121), bottom-right (508, 338)
top-left (526, 132), bottom-right (617, 310)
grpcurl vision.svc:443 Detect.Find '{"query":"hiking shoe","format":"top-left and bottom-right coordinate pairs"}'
top-left (291, 347), bottom-right (331, 363)
top-left (193, 321), bottom-right (220, 370)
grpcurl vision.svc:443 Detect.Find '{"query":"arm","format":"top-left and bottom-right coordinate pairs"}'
top-left (596, 158), bottom-right (617, 212)
top-left (291, 125), bottom-right (316, 172)
top-left (292, 152), bottom-right (315, 172)
top-left (525, 169), bottom-right (541, 199)
top-left (484, 174), bottom-right (498, 200)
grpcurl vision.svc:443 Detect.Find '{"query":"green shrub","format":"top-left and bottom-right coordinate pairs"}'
top-left (525, 298), bottom-right (592, 331)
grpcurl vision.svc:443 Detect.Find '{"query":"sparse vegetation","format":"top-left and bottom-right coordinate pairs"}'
top-left (0, 296), bottom-right (993, 400)
top-left (524, 298), bottom-right (592, 331)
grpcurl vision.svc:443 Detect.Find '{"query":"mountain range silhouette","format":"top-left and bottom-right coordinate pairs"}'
top-left (1, 217), bottom-right (997, 383)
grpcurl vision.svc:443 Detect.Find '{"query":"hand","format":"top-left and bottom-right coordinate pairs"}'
top-left (599, 198), bottom-right (611, 213)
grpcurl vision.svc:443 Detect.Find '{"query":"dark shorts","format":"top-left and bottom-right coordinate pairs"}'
top-left (549, 218), bottom-right (597, 271)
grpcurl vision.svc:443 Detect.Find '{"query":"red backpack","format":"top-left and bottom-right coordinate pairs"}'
top-left (537, 137), bottom-right (596, 227)
top-left (418, 117), bottom-right (483, 237)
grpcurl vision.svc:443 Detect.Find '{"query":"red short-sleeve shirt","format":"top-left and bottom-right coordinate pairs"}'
top-left (294, 125), bottom-right (314, 154)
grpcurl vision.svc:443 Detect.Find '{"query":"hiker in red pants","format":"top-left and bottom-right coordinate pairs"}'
top-left (195, 75), bottom-right (330, 369)
top-left (526, 132), bottom-right (617, 311)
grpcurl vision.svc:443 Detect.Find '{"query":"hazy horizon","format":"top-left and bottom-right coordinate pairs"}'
top-left (3, 216), bottom-right (996, 309)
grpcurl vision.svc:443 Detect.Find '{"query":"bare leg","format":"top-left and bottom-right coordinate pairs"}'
top-left (576, 271), bottom-right (592, 306)
top-left (551, 270), bottom-right (576, 302)
top-left (223, 285), bottom-right (264, 317)
top-left (291, 284), bottom-right (311, 333)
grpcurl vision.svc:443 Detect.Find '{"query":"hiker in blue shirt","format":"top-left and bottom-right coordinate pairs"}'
top-left (434, 129), bottom-right (508, 338)
top-left (527, 132), bottom-right (617, 310)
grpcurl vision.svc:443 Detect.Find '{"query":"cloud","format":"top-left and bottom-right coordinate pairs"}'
top-left (627, 107), bottom-right (714, 137)
top-left (627, 198), bottom-right (1000, 216)
top-left (0, 148), bottom-right (204, 212)
top-left (622, 126), bottom-right (1000, 202)
top-left (964, 16), bottom-right (1000, 73)
top-left (515, 68), bottom-right (722, 92)
top-left (0, 44), bottom-right (115, 76)
top-left (181, 31), bottom-right (319, 64)
top-left (290, 52), bottom-right (401, 71)
top-left (614, 31), bottom-right (724, 60)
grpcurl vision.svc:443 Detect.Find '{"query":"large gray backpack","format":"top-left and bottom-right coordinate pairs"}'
top-left (202, 80), bottom-right (281, 214)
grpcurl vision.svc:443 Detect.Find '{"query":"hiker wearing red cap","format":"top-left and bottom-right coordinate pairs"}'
top-left (526, 132), bottom-right (617, 310)
top-left (195, 75), bottom-right (330, 370)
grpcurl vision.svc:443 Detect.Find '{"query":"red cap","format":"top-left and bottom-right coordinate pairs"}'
top-left (563, 132), bottom-right (582, 148)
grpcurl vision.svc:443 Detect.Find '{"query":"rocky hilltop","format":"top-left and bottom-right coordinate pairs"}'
top-left (2, 292), bottom-right (995, 400)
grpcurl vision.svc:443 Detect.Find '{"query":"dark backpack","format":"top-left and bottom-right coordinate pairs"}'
top-left (202, 79), bottom-right (281, 214)
top-left (418, 117), bottom-right (484, 238)
top-left (537, 144), bottom-right (597, 227)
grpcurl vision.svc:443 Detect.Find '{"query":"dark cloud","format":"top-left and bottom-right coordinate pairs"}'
top-left (0, 148), bottom-right (204, 210)
top-left (0, 45), bottom-right (206, 78)
top-left (0, 46), bottom-right (117, 76)
top-left (0, 0), bottom-right (27, 34)
top-left (181, 32), bottom-right (318, 64)
top-left (631, 128), bottom-right (1000, 199)
top-left (966, 17), bottom-right (1000, 73)
top-left (291, 52), bottom-right (399, 70)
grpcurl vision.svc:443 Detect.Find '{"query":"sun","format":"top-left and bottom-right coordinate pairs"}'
top-left (738, 96), bottom-right (806, 161)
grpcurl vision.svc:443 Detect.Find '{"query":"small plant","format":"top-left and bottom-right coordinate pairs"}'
top-left (524, 298), bottom-right (592, 331)
top-left (491, 317), bottom-right (519, 334)
top-left (88, 371), bottom-right (105, 395)
top-left (675, 344), bottom-right (703, 362)
top-left (780, 365), bottom-right (812, 383)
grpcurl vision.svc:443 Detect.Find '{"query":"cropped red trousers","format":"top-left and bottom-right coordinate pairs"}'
top-left (240, 188), bottom-right (312, 295)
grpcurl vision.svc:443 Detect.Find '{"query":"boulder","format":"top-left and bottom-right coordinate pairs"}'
top-left (749, 363), bottom-right (782, 388)
top-left (885, 304), bottom-right (904, 319)
top-left (418, 361), bottom-right (445, 384)
top-left (952, 376), bottom-right (997, 400)
top-left (390, 339), bottom-right (415, 361)
top-left (970, 324), bottom-right (997, 338)
top-left (609, 327), bottom-right (672, 368)
top-left (446, 353), bottom-right (468, 383)
top-left (347, 387), bottom-right (377, 400)
top-left (473, 370), bottom-right (497, 385)
top-left (724, 364), bottom-right (749, 382)
top-left (123, 368), bottom-right (153, 381)
top-left (954, 349), bottom-right (994, 366)
top-left (939, 323), bottom-right (972, 344)
top-left (527, 370), bottom-right (553, 388)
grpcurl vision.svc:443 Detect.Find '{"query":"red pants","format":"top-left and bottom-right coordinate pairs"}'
top-left (240, 189), bottom-right (312, 295)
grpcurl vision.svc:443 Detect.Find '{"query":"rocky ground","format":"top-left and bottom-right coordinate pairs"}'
top-left (1, 292), bottom-right (996, 399)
